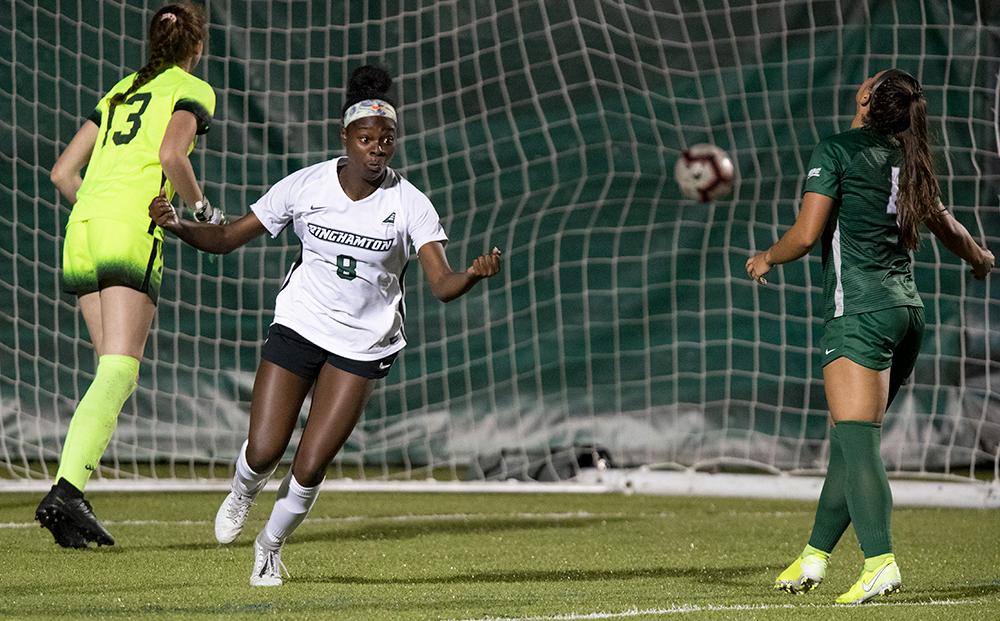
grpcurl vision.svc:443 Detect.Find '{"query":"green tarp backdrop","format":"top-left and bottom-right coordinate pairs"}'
top-left (2, 1), bottom-right (998, 481)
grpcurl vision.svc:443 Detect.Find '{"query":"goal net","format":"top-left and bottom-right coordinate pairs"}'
top-left (2, 1), bottom-right (997, 494)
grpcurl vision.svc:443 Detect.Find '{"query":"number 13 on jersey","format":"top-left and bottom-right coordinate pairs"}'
top-left (103, 92), bottom-right (152, 146)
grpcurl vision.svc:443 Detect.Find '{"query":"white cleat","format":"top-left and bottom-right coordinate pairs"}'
top-left (214, 490), bottom-right (255, 544)
top-left (250, 533), bottom-right (289, 587)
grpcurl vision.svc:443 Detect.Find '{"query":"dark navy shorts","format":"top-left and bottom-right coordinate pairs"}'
top-left (261, 323), bottom-right (398, 380)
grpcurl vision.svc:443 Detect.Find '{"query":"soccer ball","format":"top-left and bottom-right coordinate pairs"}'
top-left (674, 144), bottom-right (735, 202)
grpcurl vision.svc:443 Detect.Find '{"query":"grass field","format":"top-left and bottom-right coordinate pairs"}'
top-left (1, 490), bottom-right (998, 620)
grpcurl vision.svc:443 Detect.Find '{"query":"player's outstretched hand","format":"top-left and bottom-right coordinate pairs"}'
top-left (745, 252), bottom-right (771, 285)
top-left (972, 247), bottom-right (994, 280)
top-left (467, 246), bottom-right (503, 279)
top-left (149, 188), bottom-right (180, 231)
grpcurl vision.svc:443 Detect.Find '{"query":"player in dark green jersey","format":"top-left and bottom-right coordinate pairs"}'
top-left (746, 69), bottom-right (994, 604)
top-left (37, 2), bottom-right (219, 549)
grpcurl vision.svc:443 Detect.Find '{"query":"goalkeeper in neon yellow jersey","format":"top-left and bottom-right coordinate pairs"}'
top-left (37, 1), bottom-right (221, 549)
top-left (747, 69), bottom-right (993, 604)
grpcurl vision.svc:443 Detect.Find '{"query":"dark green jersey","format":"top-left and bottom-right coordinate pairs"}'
top-left (803, 127), bottom-right (922, 322)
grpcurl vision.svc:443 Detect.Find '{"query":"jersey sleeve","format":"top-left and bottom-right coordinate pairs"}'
top-left (87, 73), bottom-right (132, 130)
top-left (802, 137), bottom-right (844, 199)
top-left (406, 187), bottom-right (448, 252)
top-left (174, 78), bottom-right (216, 135)
top-left (87, 90), bottom-right (112, 127)
top-left (250, 171), bottom-right (302, 238)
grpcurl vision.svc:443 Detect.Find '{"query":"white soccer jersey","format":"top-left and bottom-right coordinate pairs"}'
top-left (251, 157), bottom-right (447, 361)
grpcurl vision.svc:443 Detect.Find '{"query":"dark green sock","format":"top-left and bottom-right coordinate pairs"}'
top-left (837, 420), bottom-right (893, 557)
top-left (807, 426), bottom-right (851, 553)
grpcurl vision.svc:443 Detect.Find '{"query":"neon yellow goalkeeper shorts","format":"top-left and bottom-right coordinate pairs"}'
top-left (62, 218), bottom-right (165, 304)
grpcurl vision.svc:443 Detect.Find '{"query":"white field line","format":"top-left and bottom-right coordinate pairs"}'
top-left (0, 509), bottom-right (808, 530)
top-left (448, 598), bottom-right (998, 621)
top-left (3, 475), bottom-right (993, 508)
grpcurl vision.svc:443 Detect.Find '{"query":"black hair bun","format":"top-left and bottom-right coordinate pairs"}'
top-left (346, 65), bottom-right (393, 101)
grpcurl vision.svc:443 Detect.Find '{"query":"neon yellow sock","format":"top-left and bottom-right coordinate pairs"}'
top-left (56, 354), bottom-right (139, 490)
top-left (864, 552), bottom-right (895, 572)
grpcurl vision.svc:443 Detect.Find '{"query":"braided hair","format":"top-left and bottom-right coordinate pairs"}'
top-left (341, 65), bottom-right (395, 117)
top-left (864, 69), bottom-right (937, 251)
top-left (108, 2), bottom-right (207, 112)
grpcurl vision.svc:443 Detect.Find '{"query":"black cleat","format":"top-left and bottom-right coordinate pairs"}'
top-left (34, 479), bottom-right (115, 547)
top-left (35, 496), bottom-right (89, 549)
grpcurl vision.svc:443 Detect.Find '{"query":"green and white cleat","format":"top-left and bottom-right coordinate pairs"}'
top-left (835, 555), bottom-right (901, 605)
top-left (774, 546), bottom-right (829, 594)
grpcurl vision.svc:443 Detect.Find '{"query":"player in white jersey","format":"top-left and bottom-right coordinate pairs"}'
top-left (149, 65), bottom-right (502, 586)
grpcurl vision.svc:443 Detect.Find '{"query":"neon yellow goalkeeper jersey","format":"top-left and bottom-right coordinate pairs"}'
top-left (70, 66), bottom-right (215, 226)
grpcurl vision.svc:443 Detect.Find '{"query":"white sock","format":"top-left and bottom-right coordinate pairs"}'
top-left (262, 472), bottom-right (321, 547)
top-left (232, 440), bottom-right (275, 496)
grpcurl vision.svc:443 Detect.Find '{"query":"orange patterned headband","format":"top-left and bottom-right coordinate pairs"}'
top-left (343, 99), bottom-right (397, 127)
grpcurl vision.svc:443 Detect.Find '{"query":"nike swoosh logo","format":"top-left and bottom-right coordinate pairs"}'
top-left (862, 564), bottom-right (890, 592)
top-left (378, 361), bottom-right (391, 370)
top-left (825, 348), bottom-right (837, 355)
top-left (310, 205), bottom-right (323, 211)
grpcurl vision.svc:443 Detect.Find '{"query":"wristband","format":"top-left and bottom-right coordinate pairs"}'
top-left (193, 198), bottom-right (212, 222)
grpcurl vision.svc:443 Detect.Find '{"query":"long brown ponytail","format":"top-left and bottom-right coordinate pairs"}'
top-left (108, 2), bottom-right (207, 112)
top-left (865, 69), bottom-right (938, 251)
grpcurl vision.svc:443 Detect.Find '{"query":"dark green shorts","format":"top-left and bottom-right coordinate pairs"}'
top-left (822, 305), bottom-right (925, 381)
top-left (62, 218), bottom-right (164, 304)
